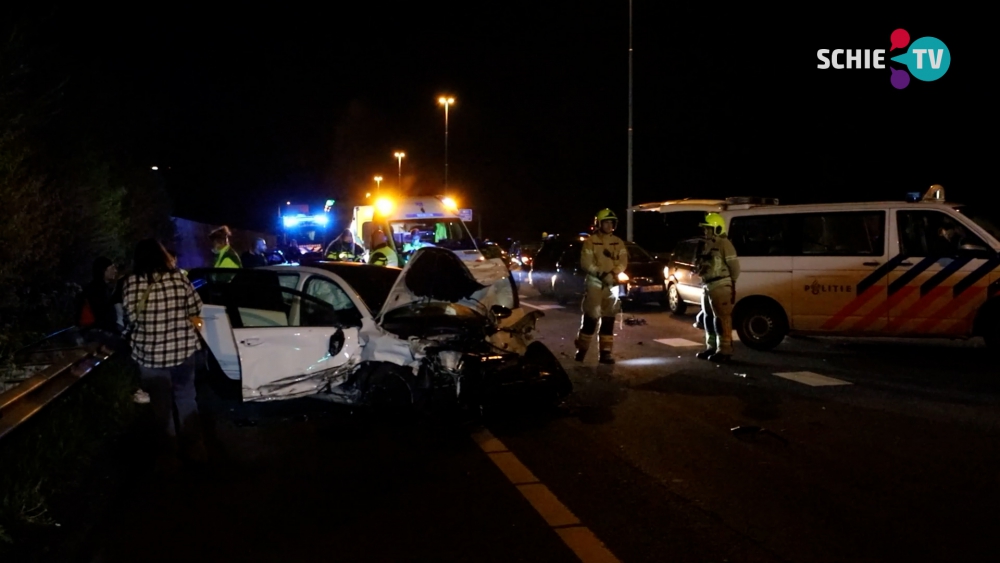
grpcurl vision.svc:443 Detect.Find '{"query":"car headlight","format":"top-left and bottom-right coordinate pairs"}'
top-left (663, 266), bottom-right (670, 279)
top-left (618, 272), bottom-right (629, 282)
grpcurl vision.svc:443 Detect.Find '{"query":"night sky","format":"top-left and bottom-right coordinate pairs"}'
top-left (8, 4), bottom-right (992, 245)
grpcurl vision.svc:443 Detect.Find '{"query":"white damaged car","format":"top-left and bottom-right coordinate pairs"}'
top-left (191, 247), bottom-right (571, 411)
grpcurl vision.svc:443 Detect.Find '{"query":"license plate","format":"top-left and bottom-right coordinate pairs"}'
top-left (640, 285), bottom-right (664, 293)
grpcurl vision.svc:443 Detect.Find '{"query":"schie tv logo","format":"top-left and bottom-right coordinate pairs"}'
top-left (817, 29), bottom-right (950, 89)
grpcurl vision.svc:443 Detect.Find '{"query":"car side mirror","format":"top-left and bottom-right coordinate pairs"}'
top-left (491, 305), bottom-right (513, 319)
top-left (329, 328), bottom-right (345, 357)
top-left (957, 244), bottom-right (993, 259)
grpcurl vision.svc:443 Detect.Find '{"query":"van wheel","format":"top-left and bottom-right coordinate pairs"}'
top-left (735, 301), bottom-right (788, 351)
top-left (667, 284), bottom-right (687, 315)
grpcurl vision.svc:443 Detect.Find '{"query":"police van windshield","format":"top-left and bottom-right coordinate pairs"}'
top-left (388, 218), bottom-right (478, 253)
top-left (955, 206), bottom-right (1000, 244)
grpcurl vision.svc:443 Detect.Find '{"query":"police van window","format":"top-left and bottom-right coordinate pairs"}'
top-left (728, 215), bottom-right (794, 256)
top-left (897, 210), bottom-right (987, 257)
top-left (955, 206), bottom-right (1000, 243)
top-left (798, 211), bottom-right (885, 256)
top-left (303, 277), bottom-right (363, 326)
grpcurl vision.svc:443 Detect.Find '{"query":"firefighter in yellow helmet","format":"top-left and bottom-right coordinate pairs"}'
top-left (695, 212), bottom-right (740, 362)
top-left (575, 208), bottom-right (629, 364)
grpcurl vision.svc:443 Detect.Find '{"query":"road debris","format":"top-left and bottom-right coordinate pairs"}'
top-left (623, 316), bottom-right (646, 326)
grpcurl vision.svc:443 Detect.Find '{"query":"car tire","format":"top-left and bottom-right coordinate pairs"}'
top-left (735, 301), bottom-right (788, 351)
top-left (667, 284), bottom-right (687, 315)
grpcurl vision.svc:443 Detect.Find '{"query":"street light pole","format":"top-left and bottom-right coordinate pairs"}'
top-left (438, 97), bottom-right (454, 190)
top-left (626, 0), bottom-right (634, 242)
top-left (394, 152), bottom-right (405, 190)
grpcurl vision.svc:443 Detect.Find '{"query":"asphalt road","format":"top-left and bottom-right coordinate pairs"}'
top-left (26, 284), bottom-right (1000, 563)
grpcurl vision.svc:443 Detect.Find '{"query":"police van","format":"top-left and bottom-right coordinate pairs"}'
top-left (632, 185), bottom-right (1000, 350)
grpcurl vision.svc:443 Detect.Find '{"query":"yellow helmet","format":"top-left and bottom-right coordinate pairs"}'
top-left (594, 208), bottom-right (618, 227)
top-left (700, 212), bottom-right (726, 235)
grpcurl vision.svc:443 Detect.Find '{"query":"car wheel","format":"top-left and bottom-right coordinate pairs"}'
top-left (735, 300), bottom-right (788, 351)
top-left (667, 284), bottom-right (687, 315)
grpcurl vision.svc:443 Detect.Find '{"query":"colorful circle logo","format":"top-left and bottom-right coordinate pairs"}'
top-left (888, 29), bottom-right (950, 89)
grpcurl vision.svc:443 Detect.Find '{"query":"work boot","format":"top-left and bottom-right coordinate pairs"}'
top-left (696, 349), bottom-right (716, 360)
top-left (707, 352), bottom-right (732, 363)
top-left (598, 334), bottom-right (614, 364)
top-left (574, 333), bottom-right (592, 362)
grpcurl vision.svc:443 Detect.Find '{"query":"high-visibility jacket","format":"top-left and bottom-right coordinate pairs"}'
top-left (581, 232), bottom-right (628, 289)
top-left (369, 244), bottom-right (400, 267)
top-left (695, 234), bottom-right (740, 289)
top-left (214, 246), bottom-right (242, 268)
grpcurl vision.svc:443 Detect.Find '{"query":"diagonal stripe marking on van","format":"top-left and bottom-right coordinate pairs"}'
top-left (856, 254), bottom-right (910, 295)
top-left (914, 286), bottom-right (983, 333)
top-left (920, 257), bottom-right (972, 296)
top-left (820, 284), bottom-right (882, 330)
top-left (851, 286), bottom-right (916, 331)
top-left (887, 256), bottom-right (938, 295)
top-left (953, 257), bottom-right (1000, 297)
top-left (885, 285), bottom-right (950, 332)
top-left (822, 254), bottom-right (910, 330)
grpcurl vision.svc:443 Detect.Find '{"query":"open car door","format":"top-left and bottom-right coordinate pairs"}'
top-left (189, 269), bottom-right (362, 402)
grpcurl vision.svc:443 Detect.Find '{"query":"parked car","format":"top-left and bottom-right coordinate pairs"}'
top-left (527, 235), bottom-right (575, 297)
top-left (190, 248), bottom-right (571, 412)
top-left (546, 238), bottom-right (668, 307)
top-left (509, 241), bottom-right (540, 283)
top-left (664, 237), bottom-right (705, 315)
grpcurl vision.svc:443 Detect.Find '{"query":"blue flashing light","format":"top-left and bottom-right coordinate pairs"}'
top-left (283, 216), bottom-right (300, 227)
top-left (313, 214), bottom-right (328, 225)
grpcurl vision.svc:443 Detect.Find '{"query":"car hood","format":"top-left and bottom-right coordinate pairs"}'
top-left (377, 247), bottom-right (512, 320)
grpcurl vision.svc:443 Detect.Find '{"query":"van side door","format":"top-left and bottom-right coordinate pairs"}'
top-left (790, 211), bottom-right (890, 332)
top-left (886, 209), bottom-right (1000, 336)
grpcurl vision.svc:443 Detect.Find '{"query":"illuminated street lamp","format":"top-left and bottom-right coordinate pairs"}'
top-left (374, 175), bottom-right (383, 196)
top-left (393, 152), bottom-right (405, 189)
top-left (437, 96), bottom-right (455, 189)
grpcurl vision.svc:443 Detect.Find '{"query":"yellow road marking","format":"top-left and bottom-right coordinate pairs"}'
top-left (472, 429), bottom-right (622, 563)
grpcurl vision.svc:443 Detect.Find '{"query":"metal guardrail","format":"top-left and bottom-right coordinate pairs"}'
top-left (0, 328), bottom-right (115, 441)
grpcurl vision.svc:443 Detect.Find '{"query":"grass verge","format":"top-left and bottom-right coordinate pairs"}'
top-left (0, 354), bottom-right (137, 550)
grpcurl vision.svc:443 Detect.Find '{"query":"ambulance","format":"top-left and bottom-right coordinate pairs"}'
top-left (350, 195), bottom-right (484, 263)
top-left (632, 185), bottom-right (1000, 350)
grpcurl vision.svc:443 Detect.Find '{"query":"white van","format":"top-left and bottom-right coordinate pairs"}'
top-left (632, 186), bottom-right (1000, 350)
top-left (351, 196), bottom-right (484, 263)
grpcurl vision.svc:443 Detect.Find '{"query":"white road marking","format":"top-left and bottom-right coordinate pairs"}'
top-left (520, 301), bottom-right (564, 310)
top-left (655, 338), bottom-right (702, 347)
top-left (472, 429), bottom-right (622, 563)
top-left (773, 371), bottom-right (852, 387)
top-left (732, 330), bottom-right (739, 341)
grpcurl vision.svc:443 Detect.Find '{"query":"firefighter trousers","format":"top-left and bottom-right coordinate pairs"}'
top-left (702, 282), bottom-right (734, 355)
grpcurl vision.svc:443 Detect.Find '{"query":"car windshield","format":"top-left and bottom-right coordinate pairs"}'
top-left (389, 218), bottom-right (478, 251)
top-left (626, 243), bottom-right (654, 262)
top-left (955, 206), bottom-right (1000, 244)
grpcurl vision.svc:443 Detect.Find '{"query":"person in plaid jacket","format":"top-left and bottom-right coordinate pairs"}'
top-left (123, 238), bottom-right (206, 472)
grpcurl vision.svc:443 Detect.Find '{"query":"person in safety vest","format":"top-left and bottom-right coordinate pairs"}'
top-left (695, 212), bottom-right (740, 362)
top-left (369, 229), bottom-right (399, 267)
top-left (575, 208), bottom-right (628, 364)
top-left (209, 226), bottom-right (242, 268)
top-left (325, 229), bottom-right (364, 262)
